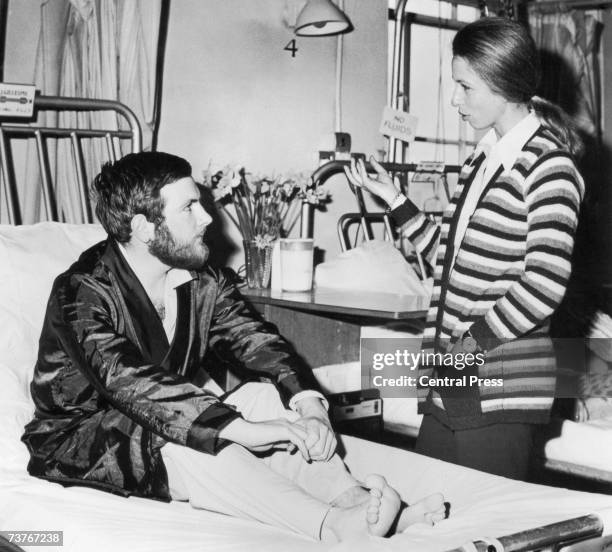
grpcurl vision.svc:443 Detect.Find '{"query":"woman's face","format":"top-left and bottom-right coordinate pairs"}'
top-left (451, 56), bottom-right (509, 134)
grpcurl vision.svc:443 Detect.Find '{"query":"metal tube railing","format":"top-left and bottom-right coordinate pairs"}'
top-left (445, 514), bottom-right (603, 552)
top-left (34, 130), bottom-right (58, 221)
top-left (0, 127), bottom-right (20, 224)
top-left (70, 133), bottom-right (92, 223)
top-left (33, 95), bottom-right (142, 153)
top-left (312, 159), bottom-right (462, 186)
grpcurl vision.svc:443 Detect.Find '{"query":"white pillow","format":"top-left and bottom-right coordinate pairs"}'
top-left (314, 239), bottom-right (432, 296)
top-left (0, 222), bottom-right (106, 475)
top-left (0, 222), bottom-right (106, 391)
top-left (0, 365), bottom-right (35, 476)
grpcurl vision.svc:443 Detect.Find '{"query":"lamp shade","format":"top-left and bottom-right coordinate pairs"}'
top-left (295, 0), bottom-right (353, 36)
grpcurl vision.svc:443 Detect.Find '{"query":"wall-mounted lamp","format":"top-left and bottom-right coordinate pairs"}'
top-left (294, 0), bottom-right (353, 36)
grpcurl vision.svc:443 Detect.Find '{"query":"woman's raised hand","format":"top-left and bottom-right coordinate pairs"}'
top-left (343, 156), bottom-right (402, 208)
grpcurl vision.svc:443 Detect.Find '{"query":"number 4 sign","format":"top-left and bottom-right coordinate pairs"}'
top-left (284, 39), bottom-right (298, 57)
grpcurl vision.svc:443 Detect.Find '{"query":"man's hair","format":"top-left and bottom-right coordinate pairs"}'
top-left (92, 151), bottom-right (192, 242)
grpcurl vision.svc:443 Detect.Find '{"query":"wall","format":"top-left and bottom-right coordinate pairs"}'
top-left (158, 0), bottom-right (388, 266)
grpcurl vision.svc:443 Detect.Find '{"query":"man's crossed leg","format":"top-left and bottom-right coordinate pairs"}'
top-left (161, 383), bottom-right (445, 542)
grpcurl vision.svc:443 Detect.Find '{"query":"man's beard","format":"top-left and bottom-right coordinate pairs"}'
top-left (148, 221), bottom-right (209, 271)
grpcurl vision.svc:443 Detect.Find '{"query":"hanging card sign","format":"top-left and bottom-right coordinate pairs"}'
top-left (0, 83), bottom-right (35, 117)
top-left (379, 106), bottom-right (418, 143)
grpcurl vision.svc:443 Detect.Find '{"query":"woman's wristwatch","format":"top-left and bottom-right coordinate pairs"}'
top-left (385, 190), bottom-right (405, 213)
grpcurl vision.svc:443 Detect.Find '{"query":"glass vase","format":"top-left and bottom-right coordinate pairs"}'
top-left (243, 240), bottom-right (273, 289)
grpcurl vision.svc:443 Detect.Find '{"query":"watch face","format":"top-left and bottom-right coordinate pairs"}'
top-left (463, 336), bottom-right (479, 354)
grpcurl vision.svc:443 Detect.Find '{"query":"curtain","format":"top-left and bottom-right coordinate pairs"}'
top-left (55, 0), bottom-right (118, 221)
top-left (19, 1), bottom-right (69, 223)
top-left (530, 9), bottom-right (609, 334)
top-left (118, 0), bottom-right (160, 150)
top-left (25, 0), bottom-right (162, 223)
top-left (529, 9), bottom-right (603, 141)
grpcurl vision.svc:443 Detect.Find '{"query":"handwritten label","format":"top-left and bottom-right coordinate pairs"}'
top-left (415, 161), bottom-right (445, 173)
top-left (379, 106), bottom-right (418, 143)
top-left (412, 172), bottom-right (446, 184)
top-left (412, 161), bottom-right (446, 183)
top-left (0, 83), bottom-right (35, 117)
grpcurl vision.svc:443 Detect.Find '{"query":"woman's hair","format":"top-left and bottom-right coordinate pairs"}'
top-left (92, 151), bottom-right (192, 242)
top-left (452, 17), bottom-right (583, 157)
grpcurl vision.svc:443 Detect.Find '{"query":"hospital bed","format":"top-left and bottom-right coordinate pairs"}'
top-left (1, 96), bottom-right (612, 552)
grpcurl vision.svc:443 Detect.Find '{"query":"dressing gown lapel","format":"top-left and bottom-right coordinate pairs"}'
top-left (102, 240), bottom-right (170, 364)
top-left (161, 283), bottom-right (194, 375)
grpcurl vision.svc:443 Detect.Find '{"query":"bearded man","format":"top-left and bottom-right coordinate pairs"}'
top-left (22, 152), bottom-right (444, 542)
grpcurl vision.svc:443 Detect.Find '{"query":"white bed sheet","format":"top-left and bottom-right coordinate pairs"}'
top-left (545, 417), bottom-right (612, 472)
top-left (2, 435), bottom-right (612, 552)
top-left (0, 478), bottom-right (323, 552)
top-left (341, 436), bottom-right (612, 552)
top-left (2, 222), bottom-right (612, 552)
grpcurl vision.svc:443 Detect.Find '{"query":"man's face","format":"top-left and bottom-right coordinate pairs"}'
top-left (148, 177), bottom-right (212, 270)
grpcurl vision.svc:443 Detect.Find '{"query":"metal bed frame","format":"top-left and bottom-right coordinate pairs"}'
top-left (448, 514), bottom-right (604, 552)
top-left (0, 94), bottom-right (141, 225)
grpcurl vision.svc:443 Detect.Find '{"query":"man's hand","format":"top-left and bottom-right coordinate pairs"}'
top-left (294, 397), bottom-right (337, 462)
top-left (219, 418), bottom-right (311, 460)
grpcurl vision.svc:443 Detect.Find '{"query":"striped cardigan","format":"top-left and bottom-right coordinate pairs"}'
top-left (391, 126), bottom-right (584, 429)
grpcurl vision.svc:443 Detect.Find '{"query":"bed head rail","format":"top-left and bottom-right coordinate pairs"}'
top-left (0, 94), bottom-right (142, 225)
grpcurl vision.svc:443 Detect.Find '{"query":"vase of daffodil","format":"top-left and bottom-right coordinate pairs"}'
top-left (242, 237), bottom-right (274, 288)
top-left (203, 165), bottom-right (330, 288)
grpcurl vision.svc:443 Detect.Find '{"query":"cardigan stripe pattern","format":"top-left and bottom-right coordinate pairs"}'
top-left (390, 127), bottom-right (584, 428)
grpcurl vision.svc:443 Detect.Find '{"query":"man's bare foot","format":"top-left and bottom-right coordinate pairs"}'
top-left (331, 485), bottom-right (370, 508)
top-left (364, 474), bottom-right (402, 536)
top-left (396, 493), bottom-right (446, 531)
top-left (321, 474), bottom-right (401, 542)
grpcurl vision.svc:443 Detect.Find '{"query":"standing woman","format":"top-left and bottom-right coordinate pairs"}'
top-left (345, 17), bottom-right (584, 480)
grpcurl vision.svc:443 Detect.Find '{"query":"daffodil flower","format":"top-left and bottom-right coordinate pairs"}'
top-left (202, 162), bottom-right (331, 243)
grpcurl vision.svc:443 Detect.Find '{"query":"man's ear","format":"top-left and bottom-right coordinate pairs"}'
top-left (130, 214), bottom-right (155, 244)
